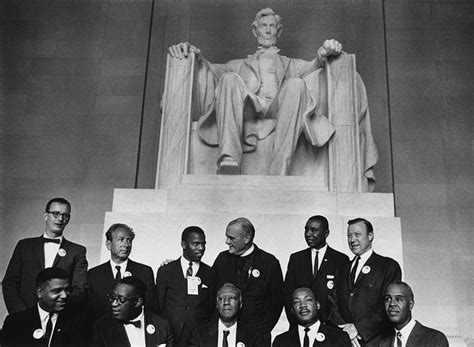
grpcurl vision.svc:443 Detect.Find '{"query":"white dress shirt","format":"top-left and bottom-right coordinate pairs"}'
top-left (43, 233), bottom-right (62, 268)
top-left (218, 319), bottom-right (237, 347)
top-left (311, 244), bottom-right (328, 273)
top-left (38, 304), bottom-right (58, 347)
top-left (393, 318), bottom-right (416, 347)
top-left (239, 244), bottom-right (255, 258)
top-left (123, 309), bottom-right (145, 347)
top-left (298, 320), bottom-right (321, 347)
top-left (110, 259), bottom-right (128, 278)
top-left (351, 248), bottom-right (373, 281)
top-left (180, 256), bottom-right (200, 278)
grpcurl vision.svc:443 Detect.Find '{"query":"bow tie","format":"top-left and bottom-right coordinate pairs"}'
top-left (43, 238), bottom-right (60, 244)
top-left (256, 46), bottom-right (280, 55)
top-left (124, 320), bottom-right (141, 328)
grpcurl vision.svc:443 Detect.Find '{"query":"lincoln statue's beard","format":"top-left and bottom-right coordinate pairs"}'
top-left (256, 35), bottom-right (278, 48)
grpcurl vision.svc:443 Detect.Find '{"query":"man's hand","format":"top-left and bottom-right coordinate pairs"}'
top-left (168, 42), bottom-right (201, 59)
top-left (350, 337), bottom-right (361, 347)
top-left (317, 39), bottom-right (342, 62)
top-left (338, 323), bottom-right (359, 340)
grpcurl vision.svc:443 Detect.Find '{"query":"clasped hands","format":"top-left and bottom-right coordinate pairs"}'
top-left (338, 323), bottom-right (362, 347)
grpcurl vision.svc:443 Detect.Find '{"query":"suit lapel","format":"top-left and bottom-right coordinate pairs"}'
top-left (34, 236), bottom-right (46, 269)
top-left (144, 312), bottom-right (155, 347)
top-left (113, 319), bottom-right (131, 347)
top-left (304, 248), bottom-right (315, 284)
top-left (52, 238), bottom-right (69, 267)
top-left (406, 321), bottom-right (422, 347)
top-left (353, 253), bottom-right (376, 288)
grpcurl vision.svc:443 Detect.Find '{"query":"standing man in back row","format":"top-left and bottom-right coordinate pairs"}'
top-left (212, 217), bottom-right (284, 343)
top-left (284, 215), bottom-right (349, 325)
top-left (156, 226), bottom-right (216, 347)
top-left (3, 197), bottom-right (88, 314)
top-left (87, 223), bottom-right (155, 320)
top-left (328, 218), bottom-right (402, 346)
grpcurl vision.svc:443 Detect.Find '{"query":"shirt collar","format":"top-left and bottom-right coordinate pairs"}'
top-left (43, 233), bottom-right (63, 242)
top-left (37, 303), bottom-right (56, 321)
top-left (218, 319), bottom-right (237, 333)
top-left (110, 259), bottom-right (128, 272)
top-left (298, 320), bottom-right (321, 344)
top-left (312, 243), bottom-right (328, 256)
top-left (396, 318), bottom-right (416, 340)
top-left (355, 248), bottom-right (373, 263)
top-left (256, 46), bottom-right (280, 55)
top-left (240, 244), bottom-right (255, 257)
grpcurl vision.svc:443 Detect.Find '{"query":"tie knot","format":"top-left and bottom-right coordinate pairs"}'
top-left (304, 327), bottom-right (310, 333)
top-left (397, 331), bottom-right (402, 338)
top-left (43, 238), bottom-right (60, 244)
top-left (223, 329), bottom-right (230, 337)
top-left (124, 320), bottom-right (141, 328)
top-left (115, 265), bottom-right (121, 271)
top-left (189, 261), bottom-right (193, 267)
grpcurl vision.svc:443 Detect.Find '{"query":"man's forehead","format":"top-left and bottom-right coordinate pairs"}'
top-left (293, 288), bottom-right (314, 300)
top-left (114, 283), bottom-right (134, 296)
top-left (385, 284), bottom-right (408, 297)
top-left (218, 286), bottom-right (239, 296)
top-left (113, 228), bottom-right (133, 238)
top-left (46, 278), bottom-right (69, 288)
top-left (49, 202), bottom-right (70, 212)
top-left (258, 15), bottom-right (277, 24)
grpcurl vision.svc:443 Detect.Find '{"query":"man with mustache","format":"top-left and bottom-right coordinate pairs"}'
top-left (380, 281), bottom-right (448, 347)
top-left (273, 287), bottom-right (350, 346)
top-left (328, 218), bottom-right (402, 346)
top-left (92, 276), bottom-right (173, 347)
top-left (87, 223), bottom-right (155, 319)
top-left (2, 267), bottom-right (87, 346)
top-left (169, 8), bottom-right (342, 175)
top-left (155, 226), bottom-right (216, 347)
top-left (3, 197), bottom-right (88, 314)
top-left (284, 215), bottom-right (349, 325)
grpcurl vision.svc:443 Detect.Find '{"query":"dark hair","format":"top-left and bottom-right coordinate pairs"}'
top-left (117, 276), bottom-right (146, 299)
top-left (105, 223), bottom-right (135, 241)
top-left (347, 218), bottom-right (373, 233)
top-left (292, 286), bottom-right (318, 301)
top-left (45, 198), bottom-right (71, 212)
top-left (227, 217), bottom-right (255, 241)
top-left (307, 215), bottom-right (329, 231)
top-left (36, 267), bottom-right (69, 289)
top-left (181, 226), bottom-right (205, 242)
top-left (387, 281), bottom-right (414, 301)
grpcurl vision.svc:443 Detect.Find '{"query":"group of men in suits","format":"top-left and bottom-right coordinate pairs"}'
top-left (1, 197), bottom-right (449, 346)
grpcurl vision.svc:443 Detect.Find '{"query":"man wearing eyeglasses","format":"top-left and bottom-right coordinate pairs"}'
top-left (92, 276), bottom-right (174, 347)
top-left (2, 197), bottom-right (88, 314)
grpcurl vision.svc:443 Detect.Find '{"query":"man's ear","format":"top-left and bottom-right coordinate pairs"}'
top-left (277, 26), bottom-right (283, 38)
top-left (409, 299), bottom-right (414, 311)
top-left (135, 297), bottom-right (143, 308)
top-left (251, 25), bottom-right (258, 38)
top-left (43, 212), bottom-right (48, 222)
top-left (181, 241), bottom-right (187, 250)
top-left (36, 287), bottom-right (42, 300)
top-left (106, 240), bottom-right (112, 251)
top-left (316, 300), bottom-right (321, 310)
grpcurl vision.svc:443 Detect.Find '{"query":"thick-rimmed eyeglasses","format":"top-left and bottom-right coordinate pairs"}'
top-left (47, 211), bottom-right (71, 220)
top-left (107, 293), bottom-right (139, 305)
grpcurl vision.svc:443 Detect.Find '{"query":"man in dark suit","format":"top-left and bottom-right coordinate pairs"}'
top-left (92, 276), bottom-right (173, 347)
top-left (87, 223), bottom-right (155, 319)
top-left (2, 197), bottom-right (88, 314)
top-left (212, 217), bottom-right (284, 342)
top-left (328, 218), bottom-right (402, 347)
top-left (273, 287), bottom-right (351, 346)
top-left (2, 267), bottom-right (87, 346)
top-left (284, 215), bottom-right (349, 325)
top-left (156, 226), bottom-right (216, 347)
top-left (190, 283), bottom-right (266, 347)
top-left (380, 281), bottom-right (449, 347)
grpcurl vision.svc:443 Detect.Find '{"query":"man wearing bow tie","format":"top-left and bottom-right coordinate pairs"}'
top-left (155, 226), bottom-right (216, 347)
top-left (87, 223), bottom-right (155, 320)
top-left (2, 267), bottom-right (88, 346)
top-left (169, 8), bottom-right (342, 175)
top-left (284, 216), bottom-right (349, 326)
top-left (273, 287), bottom-right (350, 346)
top-left (212, 217), bottom-right (284, 343)
top-left (92, 276), bottom-right (173, 347)
top-left (2, 197), bottom-right (88, 314)
top-left (328, 218), bottom-right (402, 347)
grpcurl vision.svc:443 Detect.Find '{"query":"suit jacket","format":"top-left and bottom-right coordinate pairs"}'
top-left (212, 245), bottom-right (284, 334)
top-left (284, 246), bottom-right (349, 324)
top-left (2, 236), bottom-right (88, 313)
top-left (189, 320), bottom-right (268, 347)
top-left (379, 321), bottom-right (449, 347)
top-left (92, 311), bottom-right (174, 347)
top-left (87, 259), bottom-right (155, 319)
top-left (328, 252), bottom-right (402, 346)
top-left (272, 322), bottom-right (351, 347)
top-left (156, 258), bottom-right (216, 346)
top-left (1, 306), bottom-right (87, 346)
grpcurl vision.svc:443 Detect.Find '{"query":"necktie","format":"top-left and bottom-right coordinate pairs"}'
top-left (124, 320), bottom-right (141, 328)
top-left (44, 313), bottom-right (54, 344)
top-left (350, 256), bottom-right (360, 284)
top-left (115, 265), bottom-right (121, 281)
top-left (313, 250), bottom-right (319, 278)
top-left (186, 261), bottom-right (193, 277)
top-left (222, 329), bottom-right (230, 347)
top-left (43, 238), bottom-right (60, 244)
top-left (396, 331), bottom-right (402, 347)
top-left (303, 327), bottom-right (310, 347)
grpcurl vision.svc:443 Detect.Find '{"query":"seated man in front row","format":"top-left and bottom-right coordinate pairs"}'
top-left (273, 287), bottom-right (350, 346)
top-left (169, 8), bottom-right (342, 175)
top-left (190, 283), bottom-right (267, 346)
top-left (1, 267), bottom-right (87, 346)
top-left (380, 281), bottom-right (449, 347)
top-left (92, 276), bottom-right (173, 347)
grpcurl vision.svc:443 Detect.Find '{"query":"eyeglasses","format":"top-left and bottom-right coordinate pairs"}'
top-left (47, 211), bottom-right (71, 220)
top-left (107, 293), bottom-right (139, 305)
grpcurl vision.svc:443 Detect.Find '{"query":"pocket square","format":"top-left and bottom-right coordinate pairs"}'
top-left (202, 284), bottom-right (208, 288)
